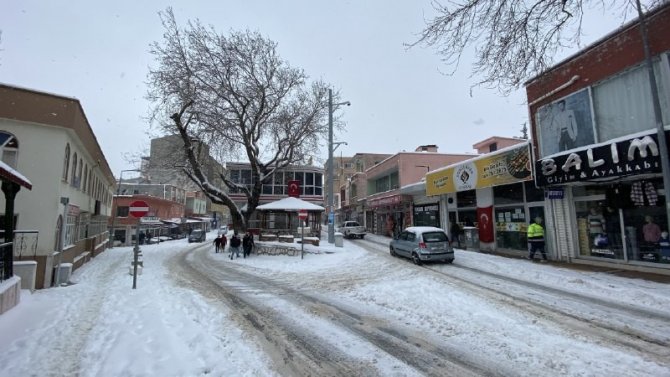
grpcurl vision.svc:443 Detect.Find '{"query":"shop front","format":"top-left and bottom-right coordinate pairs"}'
top-left (427, 142), bottom-right (537, 253)
top-left (535, 130), bottom-right (670, 267)
top-left (367, 194), bottom-right (411, 237)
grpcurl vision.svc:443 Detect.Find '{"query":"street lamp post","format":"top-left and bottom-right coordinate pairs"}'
top-left (327, 89), bottom-right (350, 244)
top-left (109, 169), bottom-right (140, 248)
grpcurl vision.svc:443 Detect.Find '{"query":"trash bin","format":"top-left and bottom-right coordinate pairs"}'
top-left (334, 232), bottom-right (344, 247)
top-left (463, 227), bottom-right (479, 250)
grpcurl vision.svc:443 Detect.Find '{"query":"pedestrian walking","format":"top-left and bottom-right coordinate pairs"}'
top-left (242, 231), bottom-right (255, 258)
top-left (213, 235), bottom-right (222, 253)
top-left (527, 216), bottom-right (548, 262)
top-left (229, 231), bottom-right (241, 259)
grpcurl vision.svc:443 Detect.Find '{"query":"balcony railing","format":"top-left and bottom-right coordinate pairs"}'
top-left (0, 230), bottom-right (40, 282)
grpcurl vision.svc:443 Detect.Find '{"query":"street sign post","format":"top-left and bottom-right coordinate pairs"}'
top-left (128, 200), bottom-right (148, 289)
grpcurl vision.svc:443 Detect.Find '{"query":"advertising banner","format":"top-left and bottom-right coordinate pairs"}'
top-left (534, 130), bottom-right (669, 187)
top-left (426, 143), bottom-right (531, 196)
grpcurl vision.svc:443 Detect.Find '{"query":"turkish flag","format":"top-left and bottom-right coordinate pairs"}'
top-left (287, 180), bottom-right (300, 197)
top-left (477, 206), bottom-right (494, 243)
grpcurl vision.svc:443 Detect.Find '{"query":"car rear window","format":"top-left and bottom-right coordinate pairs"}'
top-left (422, 232), bottom-right (447, 242)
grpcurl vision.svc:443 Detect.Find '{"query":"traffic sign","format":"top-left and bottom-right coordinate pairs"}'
top-left (298, 209), bottom-right (308, 220)
top-left (129, 200), bottom-right (149, 218)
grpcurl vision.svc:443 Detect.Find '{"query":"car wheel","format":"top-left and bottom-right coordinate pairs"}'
top-left (359, 235), bottom-right (365, 239)
top-left (444, 259), bottom-right (454, 264)
top-left (390, 246), bottom-right (396, 257)
top-left (412, 253), bottom-right (422, 265)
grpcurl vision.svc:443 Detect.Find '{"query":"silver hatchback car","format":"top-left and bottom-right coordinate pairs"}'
top-left (389, 226), bottom-right (455, 265)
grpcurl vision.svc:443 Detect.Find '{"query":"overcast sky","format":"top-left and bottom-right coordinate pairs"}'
top-left (0, 1), bottom-right (631, 176)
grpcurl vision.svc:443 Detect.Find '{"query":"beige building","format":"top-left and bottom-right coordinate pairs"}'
top-left (0, 84), bottom-right (116, 289)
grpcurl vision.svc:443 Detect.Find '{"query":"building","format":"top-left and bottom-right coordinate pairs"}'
top-left (110, 183), bottom-right (189, 245)
top-left (143, 134), bottom-right (228, 227)
top-left (0, 84), bottom-right (116, 289)
top-left (335, 153), bottom-right (391, 228)
top-left (425, 140), bottom-right (537, 253)
top-left (364, 145), bottom-right (474, 236)
top-left (225, 162), bottom-right (324, 229)
top-left (525, 3), bottom-right (670, 273)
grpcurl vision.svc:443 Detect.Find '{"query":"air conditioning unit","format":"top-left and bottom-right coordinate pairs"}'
top-left (53, 262), bottom-right (73, 286)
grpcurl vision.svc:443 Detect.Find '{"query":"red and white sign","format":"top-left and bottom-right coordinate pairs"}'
top-left (129, 200), bottom-right (149, 218)
top-left (287, 180), bottom-right (300, 197)
top-left (298, 209), bottom-right (308, 220)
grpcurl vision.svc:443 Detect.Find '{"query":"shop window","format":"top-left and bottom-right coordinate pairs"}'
top-left (524, 181), bottom-right (544, 202)
top-left (493, 183), bottom-right (524, 205)
top-left (494, 206), bottom-right (527, 250)
top-left (456, 190), bottom-right (476, 208)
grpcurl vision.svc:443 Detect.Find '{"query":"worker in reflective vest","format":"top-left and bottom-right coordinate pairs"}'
top-left (527, 217), bottom-right (548, 262)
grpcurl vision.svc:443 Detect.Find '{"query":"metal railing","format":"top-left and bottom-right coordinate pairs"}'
top-left (11, 230), bottom-right (40, 259)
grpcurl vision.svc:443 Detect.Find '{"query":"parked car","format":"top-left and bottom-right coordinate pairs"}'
top-left (188, 229), bottom-right (206, 243)
top-left (336, 221), bottom-right (366, 239)
top-left (389, 226), bottom-right (454, 265)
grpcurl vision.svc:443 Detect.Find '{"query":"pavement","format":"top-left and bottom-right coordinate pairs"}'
top-left (360, 231), bottom-right (670, 284)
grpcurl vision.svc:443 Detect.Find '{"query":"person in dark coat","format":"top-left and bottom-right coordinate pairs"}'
top-left (242, 231), bottom-right (255, 258)
top-left (229, 231), bottom-right (241, 259)
top-left (450, 222), bottom-right (462, 248)
top-left (213, 235), bottom-right (222, 253)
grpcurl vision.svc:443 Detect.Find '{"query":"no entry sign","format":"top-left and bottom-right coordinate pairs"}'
top-left (129, 200), bottom-right (149, 218)
top-left (298, 209), bottom-right (308, 220)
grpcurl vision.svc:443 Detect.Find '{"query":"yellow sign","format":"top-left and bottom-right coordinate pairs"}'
top-left (426, 143), bottom-right (531, 196)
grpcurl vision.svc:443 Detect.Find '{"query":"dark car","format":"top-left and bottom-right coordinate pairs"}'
top-left (389, 226), bottom-right (455, 265)
top-left (188, 229), bottom-right (206, 243)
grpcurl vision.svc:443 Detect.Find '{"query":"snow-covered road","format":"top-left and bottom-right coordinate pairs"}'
top-left (0, 232), bottom-right (668, 376)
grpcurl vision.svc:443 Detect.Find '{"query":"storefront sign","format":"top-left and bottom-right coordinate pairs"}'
top-left (535, 130), bottom-right (669, 187)
top-left (368, 195), bottom-right (405, 208)
top-left (426, 142), bottom-right (531, 196)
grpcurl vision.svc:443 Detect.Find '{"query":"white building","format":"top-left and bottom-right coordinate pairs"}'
top-left (0, 84), bottom-right (116, 289)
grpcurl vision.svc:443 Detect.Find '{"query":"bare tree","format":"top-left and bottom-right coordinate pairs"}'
top-left (410, 0), bottom-right (662, 93)
top-left (146, 8), bottom-right (343, 229)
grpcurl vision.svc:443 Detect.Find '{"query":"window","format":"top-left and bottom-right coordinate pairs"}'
top-left (83, 165), bottom-right (88, 193)
top-left (489, 143), bottom-right (498, 152)
top-left (592, 59), bottom-right (669, 141)
top-left (494, 183), bottom-right (524, 205)
top-left (62, 143), bottom-right (70, 181)
top-left (71, 152), bottom-right (78, 186)
top-left (456, 190), bottom-right (477, 207)
top-left (116, 206), bottom-right (129, 217)
top-left (77, 158), bottom-right (83, 188)
top-left (0, 131), bottom-right (18, 168)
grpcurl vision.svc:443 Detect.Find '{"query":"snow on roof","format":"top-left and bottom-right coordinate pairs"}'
top-left (0, 159), bottom-right (32, 189)
top-left (256, 197), bottom-right (325, 211)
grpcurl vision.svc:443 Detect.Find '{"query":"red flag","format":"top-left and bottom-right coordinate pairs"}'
top-left (477, 206), bottom-right (494, 243)
top-left (287, 180), bottom-right (300, 197)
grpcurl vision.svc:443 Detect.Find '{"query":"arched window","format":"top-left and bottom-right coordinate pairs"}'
top-left (77, 158), bottom-right (83, 188)
top-left (0, 131), bottom-right (19, 168)
top-left (71, 153), bottom-right (78, 186)
top-left (83, 164), bottom-right (88, 193)
top-left (62, 144), bottom-right (71, 181)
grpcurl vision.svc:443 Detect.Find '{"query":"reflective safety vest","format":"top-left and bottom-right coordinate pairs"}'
top-left (527, 223), bottom-right (544, 241)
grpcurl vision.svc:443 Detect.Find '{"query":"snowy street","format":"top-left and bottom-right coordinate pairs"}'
top-left (0, 231), bottom-right (669, 377)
